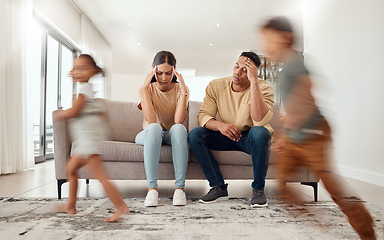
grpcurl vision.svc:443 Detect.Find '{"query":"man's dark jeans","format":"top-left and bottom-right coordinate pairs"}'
top-left (188, 126), bottom-right (271, 190)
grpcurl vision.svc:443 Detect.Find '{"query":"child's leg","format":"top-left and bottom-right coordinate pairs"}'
top-left (88, 155), bottom-right (129, 222)
top-left (319, 171), bottom-right (376, 239)
top-left (56, 155), bottom-right (89, 214)
top-left (276, 138), bottom-right (303, 204)
top-left (302, 135), bottom-right (376, 239)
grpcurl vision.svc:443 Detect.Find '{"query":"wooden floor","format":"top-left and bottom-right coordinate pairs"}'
top-left (0, 160), bottom-right (383, 213)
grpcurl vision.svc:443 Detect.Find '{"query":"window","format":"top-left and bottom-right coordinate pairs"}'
top-left (27, 15), bottom-right (80, 163)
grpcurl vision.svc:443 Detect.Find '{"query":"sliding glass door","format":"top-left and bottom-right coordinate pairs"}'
top-left (44, 35), bottom-right (59, 160)
top-left (61, 46), bottom-right (76, 110)
top-left (27, 19), bottom-right (78, 163)
top-left (27, 20), bottom-right (43, 161)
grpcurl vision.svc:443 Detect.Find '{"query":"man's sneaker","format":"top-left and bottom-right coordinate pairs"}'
top-left (173, 189), bottom-right (187, 206)
top-left (199, 184), bottom-right (229, 203)
top-left (144, 189), bottom-right (158, 207)
top-left (251, 189), bottom-right (268, 207)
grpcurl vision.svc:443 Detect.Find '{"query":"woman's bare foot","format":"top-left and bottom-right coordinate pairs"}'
top-left (104, 207), bottom-right (130, 223)
top-left (55, 203), bottom-right (77, 215)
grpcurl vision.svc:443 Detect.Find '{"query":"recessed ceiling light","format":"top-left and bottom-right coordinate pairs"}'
top-left (216, 23), bottom-right (220, 27)
top-left (137, 42), bottom-right (141, 46)
top-left (209, 43), bottom-right (213, 46)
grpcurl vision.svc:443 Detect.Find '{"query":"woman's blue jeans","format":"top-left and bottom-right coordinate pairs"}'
top-left (188, 126), bottom-right (271, 190)
top-left (135, 123), bottom-right (188, 189)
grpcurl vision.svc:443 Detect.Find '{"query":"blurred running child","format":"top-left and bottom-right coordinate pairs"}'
top-left (54, 54), bottom-right (129, 222)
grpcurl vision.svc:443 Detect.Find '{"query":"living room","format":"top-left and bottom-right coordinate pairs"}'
top-left (1, 0), bottom-right (383, 239)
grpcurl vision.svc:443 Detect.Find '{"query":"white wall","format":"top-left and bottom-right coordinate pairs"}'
top-left (303, 0), bottom-right (384, 186)
top-left (110, 74), bottom-right (220, 103)
top-left (33, 0), bottom-right (81, 44)
top-left (33, 1), bottom-right (113, 98)
top-left (110, 74), bottom-right (143, 102)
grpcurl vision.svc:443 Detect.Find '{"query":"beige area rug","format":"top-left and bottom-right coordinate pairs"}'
top-left (0, 197), bottom-right (382, 240)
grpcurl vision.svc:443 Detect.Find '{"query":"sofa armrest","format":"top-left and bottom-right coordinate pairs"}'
top-left (52, 110), bottom-right (71, 180)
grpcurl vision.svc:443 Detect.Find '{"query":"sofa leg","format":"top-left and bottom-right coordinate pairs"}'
top-left (86, 179), bottom-right (89, 185)
top-left (301, 182), bottom-right (318, 202)
top-left (57, 179), bottom-right (67, 199)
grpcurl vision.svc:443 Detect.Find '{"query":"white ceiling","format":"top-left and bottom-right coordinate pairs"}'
top-left (72, 0), bottom-right (304, 77)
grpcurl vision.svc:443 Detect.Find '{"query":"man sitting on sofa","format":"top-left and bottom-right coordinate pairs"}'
top-left (188, 52), bottom-right (274, 207)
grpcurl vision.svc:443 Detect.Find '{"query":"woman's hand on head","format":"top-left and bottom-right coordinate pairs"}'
top-left (173, 67), bottom-right (187, 91)
top-left (143, 66), bottom-right (156, 89)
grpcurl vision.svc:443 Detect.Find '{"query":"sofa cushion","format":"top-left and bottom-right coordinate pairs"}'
top-left (188, 101), bottom-right (221, 132)
top-left (102, 141), bottom-right (175, 163)
top-left (101, 99), bottom-right (189, 142)
top-left (188, 101), bottom-right (201, 132)
top-left (101, 99), bottom-right (144, 143)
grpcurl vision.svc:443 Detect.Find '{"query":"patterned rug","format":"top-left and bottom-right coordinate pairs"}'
top-left (0, 197), bottom-right (382, 240)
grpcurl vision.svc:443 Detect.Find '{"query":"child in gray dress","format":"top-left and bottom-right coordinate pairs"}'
top-left (54, 54), bottom-right (129, 222)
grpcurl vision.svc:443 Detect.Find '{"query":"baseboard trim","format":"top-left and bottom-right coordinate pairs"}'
top-left (337, 165), bottom-right (384, 187)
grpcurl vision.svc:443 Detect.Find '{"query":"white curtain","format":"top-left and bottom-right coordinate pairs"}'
top-left (0, 0), bottom-right (34, 175)
top-left (80, 14), bottom-right (112, 98)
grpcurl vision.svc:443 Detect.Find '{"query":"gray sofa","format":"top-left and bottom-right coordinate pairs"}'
top-left (53, 99), bottom-right (319, 200)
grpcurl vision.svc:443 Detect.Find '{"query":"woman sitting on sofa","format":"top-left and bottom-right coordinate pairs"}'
top-left (135, 51), bottom-right (189, 207)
